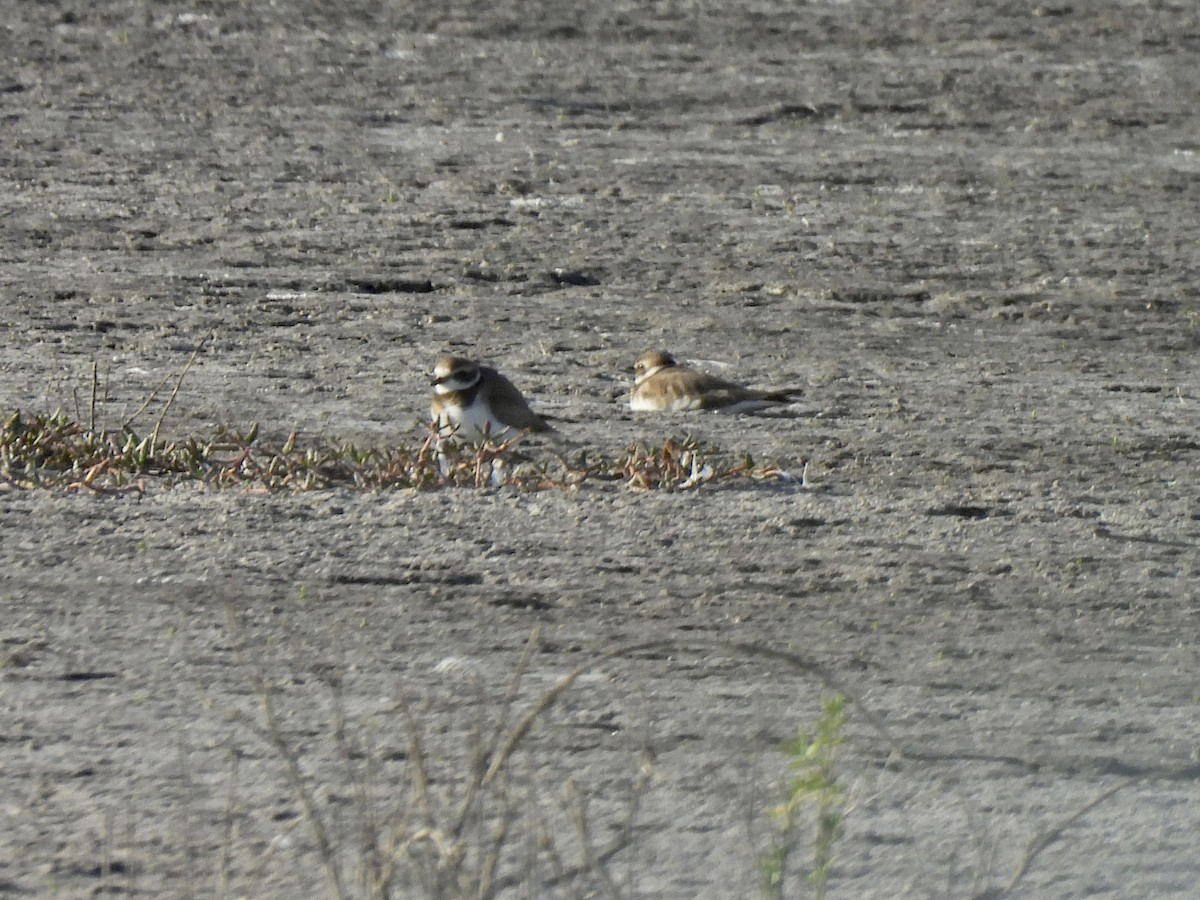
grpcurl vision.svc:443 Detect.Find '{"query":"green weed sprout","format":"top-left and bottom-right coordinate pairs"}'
top-left (762, 693), bottom-right (846, 900)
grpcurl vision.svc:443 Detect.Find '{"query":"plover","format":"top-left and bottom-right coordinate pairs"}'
top-left (630, 350), bottom-right (800, 413)
top-left (430, 355), bottom-right (556, 441)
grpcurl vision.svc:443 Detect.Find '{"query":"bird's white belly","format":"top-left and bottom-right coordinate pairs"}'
top-left (630, 391), bottom-right (704, 412)
top-left (630, 391), bottom-right (777, 414)
top-left (436, 400), bottom-right (514, 441)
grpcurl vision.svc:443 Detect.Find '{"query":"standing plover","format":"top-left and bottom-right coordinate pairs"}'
top-left (430, 355), bottom-right (556, 440)
top-left (630, 350), bottom-right (800, 413)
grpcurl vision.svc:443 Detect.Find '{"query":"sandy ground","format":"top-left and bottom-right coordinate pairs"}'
top-left (3, 1), bottom-right (1200, 897)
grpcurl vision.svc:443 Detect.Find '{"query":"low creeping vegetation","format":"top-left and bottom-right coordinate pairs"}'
top-left (0, 409), bottom-right (794, 493)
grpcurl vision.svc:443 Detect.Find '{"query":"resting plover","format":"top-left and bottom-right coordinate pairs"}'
top-left (630, 350), bottom-right (800, 413)
top-left (430, 355), bottom-right (556, 441)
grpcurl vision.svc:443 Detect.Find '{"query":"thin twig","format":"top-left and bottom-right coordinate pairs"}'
top-left (400, 695), bottom-right (438, 835)
top-left (993, 779), bottom-right (1139, 898)
top-left (217, 744), bottom-right (240, 900)
top-left (476, 763), bottom-right (516, 900)
top-left (227, 606), bottom-right (350, 900)
top-left (484, 636), bottom-right (901, 788)
top-left (150, 333), bottom-right (210, 451)
top-left (564, 780), bottom-right (624, 900)
top-left (459, 629), bottom-right (539, 837)
top-left (89, 361), bottom-right (99, 433)
top-left (119, 370), bottom-right (174, 431)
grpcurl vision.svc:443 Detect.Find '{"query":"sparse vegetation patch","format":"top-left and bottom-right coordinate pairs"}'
top-left (0, 410), bottom-right (794, 493)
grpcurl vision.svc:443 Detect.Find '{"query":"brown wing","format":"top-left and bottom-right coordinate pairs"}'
top-left (481, 368), bottom-right (555, 432)
top-left (660, 367), bottom-right (767, 409)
